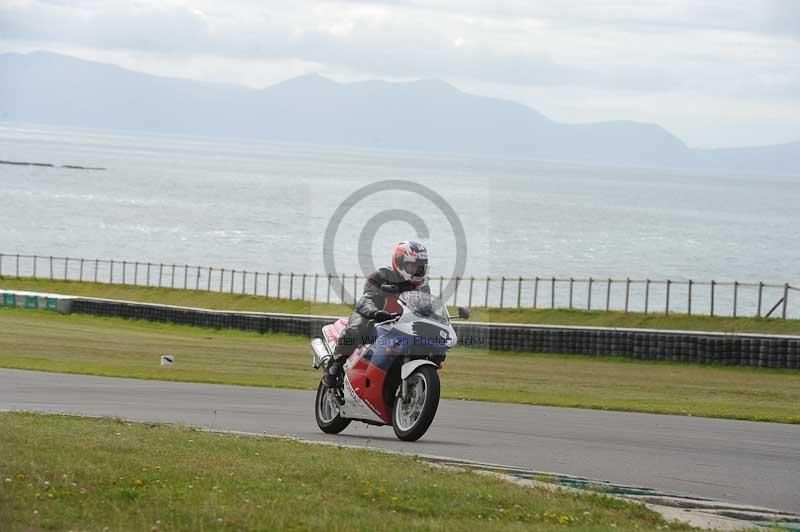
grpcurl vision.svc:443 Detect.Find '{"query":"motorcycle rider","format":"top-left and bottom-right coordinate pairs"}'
top-left (322, 241), bottom-right (430, 387)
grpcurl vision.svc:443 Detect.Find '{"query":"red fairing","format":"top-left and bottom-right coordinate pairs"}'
top-left (345, 350), bottom-right (391, 423)
top-left (384, 295), bottom-right (402, 314)
top-left (323, 315), bottom-right (392, 422)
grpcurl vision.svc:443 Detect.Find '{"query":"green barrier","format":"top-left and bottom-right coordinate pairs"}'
top-left (1, 292), bottom-right (70, 312)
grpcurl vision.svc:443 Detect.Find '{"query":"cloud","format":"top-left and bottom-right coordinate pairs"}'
top-left (1, 0), bottom-right (797, 97)
top-left (1, 0), bottom-right (798, 146)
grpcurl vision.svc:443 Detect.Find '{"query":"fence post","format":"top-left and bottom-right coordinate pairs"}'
top-left (158, 263), bottom-right (163, 287)
top-left (207, 268), bottom-right (212, 291)
top-left (228, 269), bottom-right (234, 293)
top-left (551, 277), bottom-right (555, 308)
top-left (624, 278), bottom-right (630, 313)
top-left (782, 283), bottom-right (789, 319)
top-left (710, 280), bottom-right (715, 317)
top-left (146, 263), bottom-right (151, 286)
top-left (569, 278), bottom-right (574, 309)
top-left (64, 257), bottom-right (69, 280)
top-left (49, 255), bottom-right (54, 279)
top-left (94, 259), bottom-right (99, 283)
top-left (326, 274), bottom-right (331, 303)
top-left (454, 276), bottom-right (460, 306)
top-left (122, 260), bottom-right (126, 284)
top-left (665, 280), bottom-right (671, 315)
top-left (265, 272), bottom-right (271, 298)
top-left (219, 269), bottom-right (225, 292)
top-left (79, 258), bottom-right (84, 281)
top-left (517, 276), bottom-right (522, 308)
top-left (439, 275), bottom-right (444, 299)
top-left (500, 277), bottom-right (505, 308)
top-left (313, 273), bottom-right (319, 302)
top-left (353, 275), bottom-right (358, 305)
top-left (644, 279), bottom-right (650, 314)
top-left (468, 276), bottom-right (474, 307)
top-left (184, 265), bottom-right (189, 290)
top-left (587, 277), bottom-right (593, 310)
top-left (253, 272), bottom-right (258, 295)
top-left (606, 278), bottom-right (612, 311)
top-left (242, 271), bottom-right (247, 295)
top-left (484, 276), bottom-right (490, 307)
top-left (302, 273), bottom-right (307, 301)
top-left (196, 266), bottom-right (201, 290)
top-left (16, 254), bottom-right (20, 278)
top-left (278, 273), bottom-right (283, 298)
top-left (289, 273), bottom-right (294, 300)
top-left (0, 253), bottom-right (3, 276)
top-left (688, 279), bottom-right (693, 315)
top-left (134, 262), bottom-right (139, 285)
top-left (110, 260), bottom-right (114, 284)
top-left (757, 282), bottom-right (763, 317)
top-left (733, 281), bottom-right (738, 318)
top-left (340, 274), bottom-right (345, 303)
top-left (168, 264), bottom-right (174, 288)
top-left (533, 276), bottom-right (539, 309)
top-left (33, 255), bottom-right (38, 279)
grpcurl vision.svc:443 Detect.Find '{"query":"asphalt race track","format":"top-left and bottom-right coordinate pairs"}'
top-left (2, 369), bottom-right (798, 514)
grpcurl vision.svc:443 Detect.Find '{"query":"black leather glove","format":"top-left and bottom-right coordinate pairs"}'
top-left (373, 310), bottom-right (399, 322)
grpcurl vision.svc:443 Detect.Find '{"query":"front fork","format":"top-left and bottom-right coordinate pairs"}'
top-left (399, 356), bottom-right (410, 400)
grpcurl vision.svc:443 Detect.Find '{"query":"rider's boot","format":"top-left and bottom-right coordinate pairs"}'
top-left (322, 359), bottom-right (343, 387)
top-left (322, 345), bottom-right (347, 387)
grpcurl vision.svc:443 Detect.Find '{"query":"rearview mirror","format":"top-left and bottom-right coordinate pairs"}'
top-left (457, 306), bottom-right (470, 320)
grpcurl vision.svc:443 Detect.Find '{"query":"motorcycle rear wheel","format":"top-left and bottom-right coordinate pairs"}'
top-left (315, 381), bottom-right (351, 434)
top-left (392, 365), bottom-right (440, 441)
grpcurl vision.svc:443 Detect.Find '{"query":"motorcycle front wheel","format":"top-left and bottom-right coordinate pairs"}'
top-left (392, 365), bottom-right (440, 441)
top-left (315, 381), bottom-right (351, 434)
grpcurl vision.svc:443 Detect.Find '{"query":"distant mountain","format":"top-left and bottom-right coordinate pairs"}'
top-left (1, 51), bottom-right (797, 175)
top-left (694, 142), bottom-right (800, 177)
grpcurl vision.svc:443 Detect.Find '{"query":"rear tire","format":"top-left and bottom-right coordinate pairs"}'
top-left (392, 365), bottom-right (440, 441)
top-left (315, 381), bottom-right (351, 434)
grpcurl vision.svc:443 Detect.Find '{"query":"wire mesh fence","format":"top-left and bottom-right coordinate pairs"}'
top-left (1, 253), bottom-right (798, 318)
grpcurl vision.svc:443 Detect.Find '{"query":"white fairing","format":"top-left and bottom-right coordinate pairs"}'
top-left (401, 359), bottom-right (438, 380)
top-left (337, 371), bottom-right (384, 423)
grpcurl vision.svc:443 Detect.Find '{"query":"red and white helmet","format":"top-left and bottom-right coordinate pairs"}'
top-left (391, 241), bottom-right (428, 285)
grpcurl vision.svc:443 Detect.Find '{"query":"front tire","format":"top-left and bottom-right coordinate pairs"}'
top-left (315, 381), bottom-right (351, 434)
top-left (392, 365), bottom-right (440, 441)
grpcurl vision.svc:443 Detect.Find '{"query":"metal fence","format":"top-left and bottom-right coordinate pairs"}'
top-left (1, 253), bottom-right (798, 319)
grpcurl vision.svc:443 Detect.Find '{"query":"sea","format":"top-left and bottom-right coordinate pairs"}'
top-left (1, 123), bottom-right (798, 316)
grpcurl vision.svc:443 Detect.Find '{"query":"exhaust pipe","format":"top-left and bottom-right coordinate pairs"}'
top-left (311, 337), bottom-right (332, 369)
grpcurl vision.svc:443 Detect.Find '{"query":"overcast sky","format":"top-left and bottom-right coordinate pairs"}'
top-left (2, 0), bottom-right (799, 148)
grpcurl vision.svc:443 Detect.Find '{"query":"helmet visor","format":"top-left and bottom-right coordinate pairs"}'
top-left (402, 257), bottom-right (427, 278)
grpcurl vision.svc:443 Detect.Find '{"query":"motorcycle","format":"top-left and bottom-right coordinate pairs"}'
top-left (311, 288), bottom-right (470, 441)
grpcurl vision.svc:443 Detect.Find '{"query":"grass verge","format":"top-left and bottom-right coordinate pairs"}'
top-left (3, 276), bottom-right (800, 335)
top-left (2, 307), bottom-right (799, 423)
top-left (0, 412), bottom-right (693, 531)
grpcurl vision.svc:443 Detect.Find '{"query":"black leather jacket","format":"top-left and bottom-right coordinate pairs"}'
top-left (355, 267), bottom-right (431, 319)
